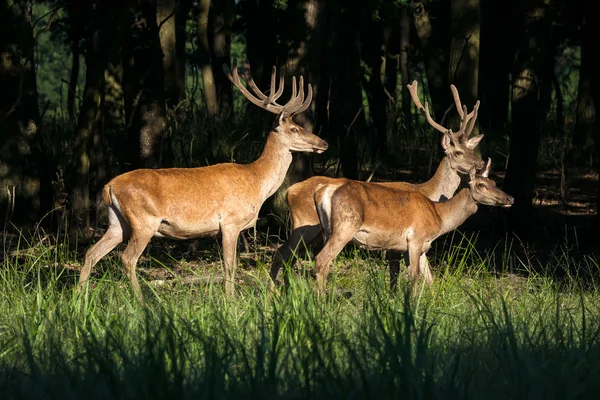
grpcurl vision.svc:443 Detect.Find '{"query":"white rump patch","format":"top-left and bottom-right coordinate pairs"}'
top-left (316, 185), bottom-right (337, 241)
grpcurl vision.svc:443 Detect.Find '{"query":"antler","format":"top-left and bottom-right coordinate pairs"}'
top-left (222, 59), bottom-right (313, 117)
top-left (407, 80), bottom-right (480, 138)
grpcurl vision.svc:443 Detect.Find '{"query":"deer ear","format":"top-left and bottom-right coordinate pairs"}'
top-left (466, 134), bottom-right (484, 149)
top-left (441, 133), bottom-right (452, 150)
top-left (481, 157), bottom-right (491, 178)
top-left (469, 166), bottom-right (477, 181)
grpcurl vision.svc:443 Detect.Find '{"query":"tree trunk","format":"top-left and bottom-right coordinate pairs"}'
top-left (68, 40), bottom-right (80, 121)
top-left (478, 0), bottom-right (511, 149)
top-left (362, 18), bottom-right (390, 160)
top-left (503, 0), bottom-right (554, 237)
top-left (579, 1), bottom-right (600, 226)
top-left (70, 18), bottom-right (106, 234)
top-left (0, 0), bottom-right (52, 225)
top-left (329, 2), bottom-right (364, 180)
top-left (125, 0), bottom-right (171, 169)
top-left (398, 8), bottom-right (411, 136)
top-left (198, 0), bottom-right (219, 117)
top-left (411, 0), bottom-right (451, 119)
top-left (209, 0), bottom-right (235, 116)
top-left (447, 0), bottom-right (481, 140)
top-left (157, 0), bottom-right (182, 108)
top-left (573, 5), bottom-right (595, 152)
top-left (244, 0), bottom-right (277, 123)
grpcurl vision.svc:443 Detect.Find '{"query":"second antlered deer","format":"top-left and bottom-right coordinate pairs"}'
top-left (313, 159), bottom-right (514, 295)
top-left (79, 60), bottom-right (328, 299)
top-left (270, 81), bottom-right (485, 287)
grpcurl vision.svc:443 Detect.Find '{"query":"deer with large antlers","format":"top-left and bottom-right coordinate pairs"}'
top-left (79, 60), bottom-right (328, 299)
top-left (313, 159), bottom-right (513, 295)
top-left (270, 81), bottom-right (484, 287)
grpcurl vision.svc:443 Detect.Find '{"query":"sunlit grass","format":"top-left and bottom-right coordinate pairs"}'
top-left (1, 229), bottom-right (600, 398)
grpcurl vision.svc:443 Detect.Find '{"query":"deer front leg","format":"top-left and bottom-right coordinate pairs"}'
top-left (386, 250), bottom-right (404, 292)
top-left (270, 224), bottom-right (322, 288)
top-left (407, 238), bottom-right (425, 290)
top-left (221, 226), bottom-right (240, 297)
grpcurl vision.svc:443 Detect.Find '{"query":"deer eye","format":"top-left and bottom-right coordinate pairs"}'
top-left (455, 150), bottom-right (464, 156)
top-left (291, 127), bottom-right (299, 133)
top-left (476, 183), bottom-right (486, 189)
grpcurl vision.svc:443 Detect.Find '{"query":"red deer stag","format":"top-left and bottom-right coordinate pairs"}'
top-left (79, 60), bottom-right (328, 299)
top-left (270, 81), bottom-right (484, 288)
top-left (313, 158), bottom-right (513, 295)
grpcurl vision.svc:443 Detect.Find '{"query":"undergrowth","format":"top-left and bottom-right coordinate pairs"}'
top-left (1, 230), bottom-right (599, 399)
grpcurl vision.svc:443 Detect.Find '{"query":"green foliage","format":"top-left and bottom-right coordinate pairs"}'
top-left (1, 229), bottom-right (600, 398)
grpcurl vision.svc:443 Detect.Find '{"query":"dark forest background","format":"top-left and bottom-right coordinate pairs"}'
top-left (1, 0), bottom-right (598, 262)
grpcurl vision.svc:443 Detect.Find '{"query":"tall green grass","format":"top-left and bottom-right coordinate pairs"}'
top-left (1, 231), bottom-right (600, 399)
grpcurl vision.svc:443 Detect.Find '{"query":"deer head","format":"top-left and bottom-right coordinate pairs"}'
top-left (223, 59), bottom-right (328, 154)
top-left (407, 81), bottom-right (485, 174)
top-left (468, 158), bottom-right (514, 207)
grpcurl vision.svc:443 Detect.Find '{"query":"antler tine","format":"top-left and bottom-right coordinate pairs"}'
top-left (270, 66), bottom-right (285, 104)
top-left (463, 101), bottom-right (480, 137)
top-left (451, 83), bottom-right (480, 127)
top-left (457, 104), bottom-right (469, 133)
top-left (223, 60), bottom-right (282, 114)
top-left (279, 76), bottom-right (300, 116)
top-left (450, 84), bottom-right (464, 119)
top-left (407, 81), bottom-right (425, 110)
top-left (237, 60), bottom-right (286, 112)
top-left (238, 60), bottom-right (267, 101)
top-left (423, 102), bottom-right (450, 134)
top-left (294, 83), bottom-right (313, 115)
top-left (224, 59), bottom-right (286, 114)
top-left (408, 80), bottom-right (449, 134)
top-left (285, 75), bottom-right (306, 116)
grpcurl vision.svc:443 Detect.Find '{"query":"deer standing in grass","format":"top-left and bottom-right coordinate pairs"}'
top-left (313, 159), bottom-right (514, 295)
top-left (79, 60), bottom-right (328, 299)
top-left (270, 81), bottom-right (484, 288)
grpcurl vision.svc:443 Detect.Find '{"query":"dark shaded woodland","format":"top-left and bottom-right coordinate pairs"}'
top-left (1, 0), bottom-right (598, 269)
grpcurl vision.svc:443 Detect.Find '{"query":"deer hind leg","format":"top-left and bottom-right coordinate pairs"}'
top-left (314, 218), bottom-right (360, 297)
top-left (79, 206), bottom-right (131, 287)
top-left (270, 224), bottom-right (322, 287)
top-left (419, 254), bottom-right (434, 285)
top-left (121, 224), bottom-right (157, 302)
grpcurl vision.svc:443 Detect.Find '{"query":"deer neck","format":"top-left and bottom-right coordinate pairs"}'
top-left (417, 157), bottom-right (462, 201)
top-left (249, 131), bottom-right (293, 201)
top-left (433, 188), bottom-right (478, 236)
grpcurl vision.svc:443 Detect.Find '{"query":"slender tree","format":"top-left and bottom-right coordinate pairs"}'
top-left (478, 0), bottom-right (511, 147)
top-left (410, 0), bottom-right (451, 119)
top-left (447, 0), bottom-right (481, 139)
top-left (0, 0), bottom-right (52, 225)
top-left (197, 0), bottom-right (219, 116)
top-left (328, 1), bottom-right (365, 180)
top-left (573, 1), bottom-right (595, 153)
top-left (158, 0), bottom-right (185, 108)
top-left (123, 0), bottom-right (171, 169)
top-left (209, 0), bottom-right (235, 116)
top-left (70, 4), bottom-right (107, 233)
top-left (503, 0), bottom-right (555, 236)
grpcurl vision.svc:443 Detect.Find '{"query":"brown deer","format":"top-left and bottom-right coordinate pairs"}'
top-left (79, 60), bottom-right (328, 299)
top-left (313, 158), bottom-right (513, 295)
top-left (270, 81), bottom-right (484, 287)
